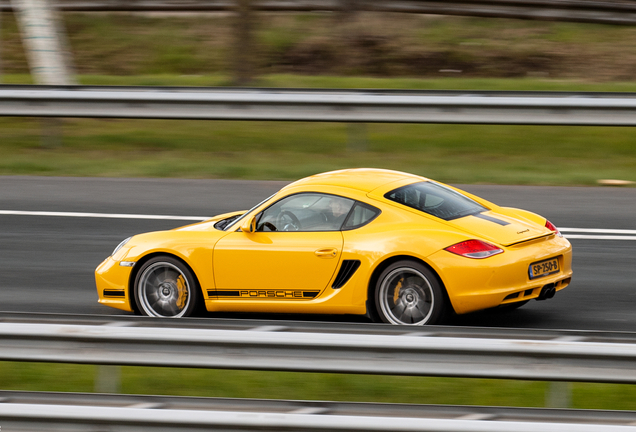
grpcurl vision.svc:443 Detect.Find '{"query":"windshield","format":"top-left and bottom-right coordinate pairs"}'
top-left (223, 193), bottom-right (277, 231)
top-left (384, 181), bottom-right (487, 221)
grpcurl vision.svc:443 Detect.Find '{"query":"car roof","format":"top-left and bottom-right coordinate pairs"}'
top-left (285, 168), bottom-right (427, 193)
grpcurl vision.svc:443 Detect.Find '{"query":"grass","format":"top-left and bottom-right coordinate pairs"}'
top-left (2, 12), bottom-right (636, 184)
top-left (11, 72), bottom-right (636, 91)
top-left (2, 362), bottom-right (636, 410)
top-left (1, 111), bottom-right (636, 185)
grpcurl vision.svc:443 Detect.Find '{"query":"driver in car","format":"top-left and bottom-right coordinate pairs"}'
top-left (327, 198), bottom-right (350, 228)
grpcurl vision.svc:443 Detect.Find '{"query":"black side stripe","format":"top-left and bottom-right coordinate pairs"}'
top-left (473, 213), bottom-right (510, 226)
top-left (215, 290), bottom-right (240, 297)
top-left (332, 260), bottom-right (361, 289)
top-left (209, 290), bottom-right (320, 299)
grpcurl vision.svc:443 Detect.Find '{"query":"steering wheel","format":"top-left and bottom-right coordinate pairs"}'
top-left (261, 221), bottom-right (277, 232)
top-left (276, 210), bottom-right (301, 231)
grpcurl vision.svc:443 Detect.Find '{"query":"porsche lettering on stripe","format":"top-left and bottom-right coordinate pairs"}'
top-left (210, 290), bottom-right (319, 299)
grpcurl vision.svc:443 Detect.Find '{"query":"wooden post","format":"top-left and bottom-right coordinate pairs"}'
top-left (233, 0), bottom-right (254, 86)
top-left (338, 0), bottom-right (358, 21)
top-left (0, 8), bottom-right (3, 82)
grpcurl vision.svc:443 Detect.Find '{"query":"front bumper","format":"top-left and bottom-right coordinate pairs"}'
top-left (95, 256), bottom-right (135, 312)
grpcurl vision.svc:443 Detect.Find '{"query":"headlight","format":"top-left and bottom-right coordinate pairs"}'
top-left (111, 236), bottom-right (132, 257)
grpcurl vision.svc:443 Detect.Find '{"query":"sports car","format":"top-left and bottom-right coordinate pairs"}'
top-left (95, 168), bottom-right (572, 325)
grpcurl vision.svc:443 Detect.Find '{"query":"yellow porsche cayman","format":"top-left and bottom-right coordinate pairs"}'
top-left (95, 169), bottom-right (572, 325)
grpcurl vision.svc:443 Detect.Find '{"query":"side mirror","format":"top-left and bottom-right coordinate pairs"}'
top-left (240, 216), bottom-right (256, 233)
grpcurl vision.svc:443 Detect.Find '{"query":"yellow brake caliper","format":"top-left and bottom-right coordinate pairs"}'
top-left (393, 278), bottom-right (403, 303)
top-left (176, 275), bottom-right (188, 310)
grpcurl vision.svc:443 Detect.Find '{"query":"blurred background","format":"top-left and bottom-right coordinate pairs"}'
top-left (1, 0), bottom-right (636, 413)
top-left (1, 0), bottom-right (636, 185)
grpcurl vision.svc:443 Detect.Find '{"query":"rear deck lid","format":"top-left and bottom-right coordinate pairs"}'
top-left (447, 210), bottom-right (550, 246)
top-left (376, 180), bottom-right (551, 246)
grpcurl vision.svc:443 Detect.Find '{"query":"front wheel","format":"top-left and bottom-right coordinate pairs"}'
top-left (134, 256), bottom-right (200, 318)
top-left (374, 261), bottom-right (445, 325)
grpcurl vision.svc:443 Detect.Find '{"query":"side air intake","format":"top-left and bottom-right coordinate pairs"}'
top-left (332, 260), bottom-right (361, 289)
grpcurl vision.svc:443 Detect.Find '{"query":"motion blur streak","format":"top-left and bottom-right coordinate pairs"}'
top-left (1, 210), bottom-right (634, 240)
top-left (0, 210), bottom-right (207, 221)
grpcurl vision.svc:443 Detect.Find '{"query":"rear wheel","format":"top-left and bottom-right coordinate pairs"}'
top-left (375, 261), bottom-right (445, 325)
top-left (134, 256), bottom-right (200, 318)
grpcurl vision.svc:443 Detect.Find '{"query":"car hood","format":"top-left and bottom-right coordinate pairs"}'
top-left (174, 211), bottom-right (245, 232)
top-left (446, 210), bottom-right (551, 246)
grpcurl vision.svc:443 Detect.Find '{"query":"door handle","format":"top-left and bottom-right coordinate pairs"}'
top-left (315, 248), bottom-right (338, 258)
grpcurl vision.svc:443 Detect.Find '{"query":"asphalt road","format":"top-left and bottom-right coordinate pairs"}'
top-left (1, 176), bottom-right (635, 332)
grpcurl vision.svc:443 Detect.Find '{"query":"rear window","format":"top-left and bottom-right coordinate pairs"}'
top-left (385, 181), bottom-right (486, 221)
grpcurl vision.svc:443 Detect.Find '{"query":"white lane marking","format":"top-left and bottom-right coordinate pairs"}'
top-left (561, 228), bottom-right (636, 235)
top-left (564, 234), bottom-right (636, 241)
top-left (455, 413), bottom-right (496, 421)
top-left (2, 210), bottom-right (636, 240)
top-left (560, 228), bottom-right (636, 240)
top-left (0, 210), bottom-right (208, 221)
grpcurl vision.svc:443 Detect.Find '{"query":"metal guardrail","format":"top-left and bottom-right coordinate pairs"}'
top-left (2, 390), bottom-right (636, 432)
top-left (2, 317), bottom-right (636, 383)
top-left (3, 85), bottom-right (636, 125)
top-left (4, 310), bottom-right (636, 342)
top-left (2, 0), bottom-right (636, 26)
top-left (4, 402), bottom-right (636, 432)
top-left (3, 314), bottom-right (636, 430)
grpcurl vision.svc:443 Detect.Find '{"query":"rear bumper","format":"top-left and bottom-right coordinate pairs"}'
top-left (428, 235), bottom-right (573, 314)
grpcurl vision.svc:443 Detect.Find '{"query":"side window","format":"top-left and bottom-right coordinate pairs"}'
top-left (255, 193), bottom-right (355, 232)
top-left (343, 202), bottom-right (381, 230)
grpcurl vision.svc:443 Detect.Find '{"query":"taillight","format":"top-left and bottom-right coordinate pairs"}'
top-left (545, 220), bottom-right (562, 237)
top-left (445, 240), bottom-right (504, 259)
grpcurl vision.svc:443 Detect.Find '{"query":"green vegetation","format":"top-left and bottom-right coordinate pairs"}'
top-left (6, 13), bottom-right (636, 80)
top-left (1, 109), bottom-right (636, 184)
top-left (1, 13), bottom-right (636, 184)
top-left (2, 362), bottom-right (636, 410)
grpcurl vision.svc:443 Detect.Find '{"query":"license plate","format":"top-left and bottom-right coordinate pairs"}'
top-left (529, 258), bottom-right (560, 279)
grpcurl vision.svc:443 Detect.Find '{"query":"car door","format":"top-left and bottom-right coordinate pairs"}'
top-left (212, 193), bottom-right (354, 300)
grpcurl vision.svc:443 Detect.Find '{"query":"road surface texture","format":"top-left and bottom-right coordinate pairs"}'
top-left (1, 176), bottom-right (634, 331)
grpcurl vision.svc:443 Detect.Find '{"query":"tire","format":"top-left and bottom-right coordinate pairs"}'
top-left (374, 260), bottom-right (445, 325)
top-left (134, 256), bottom-right (200, 318)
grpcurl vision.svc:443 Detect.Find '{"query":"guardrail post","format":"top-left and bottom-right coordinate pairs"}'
top-left (94, 365), bottom-right (121, 394)
top-left (347, 122), bottom-right (368, 151)
top-left (546, 381), bottom-right (571, 408)
top-left (40, 117), bottom-right (63, 147)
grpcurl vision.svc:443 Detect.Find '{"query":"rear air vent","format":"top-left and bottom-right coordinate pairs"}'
top-left (503, 292), bottom-right (520, 301)
top-left (332, 260), bottom-right (361, 289)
